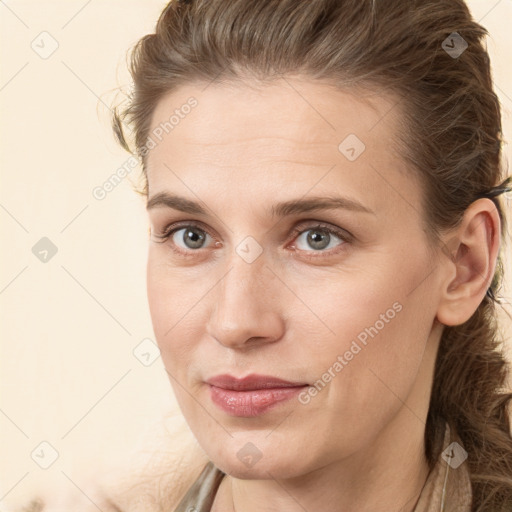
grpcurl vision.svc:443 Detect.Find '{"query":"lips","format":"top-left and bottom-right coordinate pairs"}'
top-left (206, 373), bottom-right (307, 391)
top-left (206, 373), bottom-right (308, 417)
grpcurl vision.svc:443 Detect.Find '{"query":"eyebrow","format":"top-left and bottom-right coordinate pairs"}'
top-left (146, 192), bottom-right (375, 217)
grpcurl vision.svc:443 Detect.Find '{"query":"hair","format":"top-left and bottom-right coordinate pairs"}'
top-left (111, 0), bottom-right (512, 510)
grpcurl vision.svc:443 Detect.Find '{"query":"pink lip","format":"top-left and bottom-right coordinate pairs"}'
top-left (206, 374), bottom-right (308, 417)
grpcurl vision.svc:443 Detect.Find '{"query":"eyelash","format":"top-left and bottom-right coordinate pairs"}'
top-left (151, 221), bottom-right (351, 260)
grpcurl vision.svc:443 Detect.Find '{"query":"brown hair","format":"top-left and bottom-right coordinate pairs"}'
top-left (111, 0), bottom-right (512, 509)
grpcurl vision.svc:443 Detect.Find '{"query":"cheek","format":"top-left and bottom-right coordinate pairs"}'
top-left (146, 248), bottom-right (202, 328)
top-left (302, 252), bottom-right (437, 402)
top-left (146, 257), bottom-right (172, 339)
top-left (146, 253), bottom-right (198, 366)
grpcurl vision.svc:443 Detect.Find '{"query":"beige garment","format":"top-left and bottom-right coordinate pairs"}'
top-left (172, 423), bottom-right (472, 512)
top-left (414, 423), bottom-right (472, 512)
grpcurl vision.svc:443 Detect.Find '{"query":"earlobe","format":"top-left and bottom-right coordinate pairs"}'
top-left (436, 199), bottom-right (501, 327)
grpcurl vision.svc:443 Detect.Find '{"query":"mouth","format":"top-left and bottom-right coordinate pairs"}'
top-left (206, 373), bottom-right (309, 417)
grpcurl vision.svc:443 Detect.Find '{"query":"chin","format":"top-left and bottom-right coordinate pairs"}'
top-left (204, 438), bottom-right (312, 480)
top-left (217, 457), bottom-right (298, 480)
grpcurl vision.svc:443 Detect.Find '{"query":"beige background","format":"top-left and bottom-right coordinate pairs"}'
top-left (1, 0), bottom-right (511, 508)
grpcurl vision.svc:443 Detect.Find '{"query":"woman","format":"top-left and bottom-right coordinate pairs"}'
top-left (113, 0), bottom-right (512, 510)
top-left (18, 0), bottom-right (512, 511)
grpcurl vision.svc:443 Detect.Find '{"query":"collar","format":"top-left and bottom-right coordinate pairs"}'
top-left (413, 423), bottom-right (472, 512)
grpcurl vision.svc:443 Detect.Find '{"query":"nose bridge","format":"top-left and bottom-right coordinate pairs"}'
top-left (222, 232), bottom-right (274, 300)
top-left (216, 249), bottom-right (271, 320)
top-left (206, 245), bottom-right (283, 348)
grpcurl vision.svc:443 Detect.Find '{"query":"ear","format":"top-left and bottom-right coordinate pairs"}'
top-left (436, 198), bottom-right (501, 326)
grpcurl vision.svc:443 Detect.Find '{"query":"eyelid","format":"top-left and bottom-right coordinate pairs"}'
top-left (291, 219), bottom-right (353, 242)
top-left (151, 220), bottom-right (215, 242)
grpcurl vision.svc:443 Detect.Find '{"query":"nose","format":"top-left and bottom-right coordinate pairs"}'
top-left (205, 255), bottom-right (285, 350)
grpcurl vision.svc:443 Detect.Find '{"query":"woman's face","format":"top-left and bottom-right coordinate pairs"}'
top-left (145, 78), bottom-right (444, 479)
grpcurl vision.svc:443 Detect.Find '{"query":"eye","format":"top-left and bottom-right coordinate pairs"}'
top-left (151, 222), bottom-right (215, 256)
top-left (151, 221), bottom-right (351, 259)
top-left (290, 223), bottom-right (349, 256)
top-left (172, 226), bottom-right (210, 250)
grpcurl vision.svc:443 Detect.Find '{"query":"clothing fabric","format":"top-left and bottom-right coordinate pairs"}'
top-left (172, 423), bottom-right (472, 512)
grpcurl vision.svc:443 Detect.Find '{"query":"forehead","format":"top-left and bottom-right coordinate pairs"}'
top-left (148, 77), bottom-right (401, 152)
top-left (145, 78), bottom-right (419, 217)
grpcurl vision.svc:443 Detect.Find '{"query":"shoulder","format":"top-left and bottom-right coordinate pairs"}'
top-left (98, 417), bottom-right (210, 512)
top-left (7, 413), bottom-right (209, 512)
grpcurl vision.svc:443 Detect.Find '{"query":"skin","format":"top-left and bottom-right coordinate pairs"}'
top-left (144, 77), bottom-right (500, 512)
